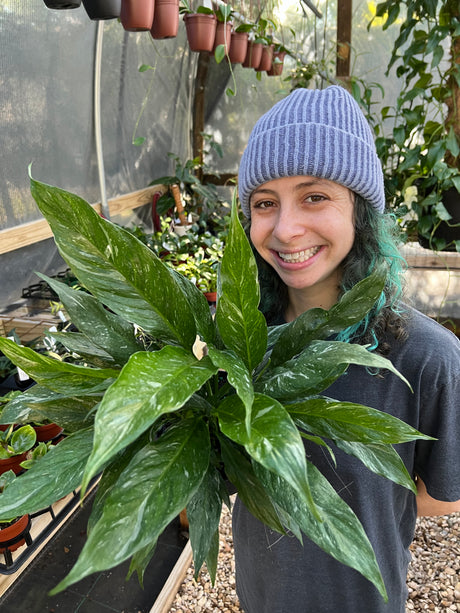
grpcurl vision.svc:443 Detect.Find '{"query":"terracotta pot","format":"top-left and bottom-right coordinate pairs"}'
top-left (212, 21), bottom-right (232, 55)
top-left (228, 31), bottom-right (248, 63)
top-left (150, 0), bottom-right (179, 39)
top-left (184, 13), bottom-right (217, 53)
top-left (43, 0), bottom-right (81, 8)
top-left (242, 41), bottom-right (263, 68)
top-left (0, 515), bottom-right (31, 554)
top-left (120, 0), bottom-right (155, 31)
top-left (257, 44), bottom-right (274, 72)
top-left (81, 0), bottom-right (121, 19)
top-left (204, 292), bottom-right (217, 304)
top-left (33, 423), bottom-right (64, 443)
top-left (267, 50), bottom-right (286, 76)
top-left (0, 452), bottom-right (28, 476)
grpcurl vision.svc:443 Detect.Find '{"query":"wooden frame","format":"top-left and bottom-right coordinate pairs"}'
top-left (0, 185), bottom-right (167, 256)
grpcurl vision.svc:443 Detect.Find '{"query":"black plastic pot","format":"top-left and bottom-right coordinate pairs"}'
top-left (43, 0), bottom-right (81, 8)
top-left (81, 0), bottom-right (121, 19)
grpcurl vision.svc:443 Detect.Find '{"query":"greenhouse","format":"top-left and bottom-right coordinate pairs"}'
top-left (0, 1), bottom-right (459, 612)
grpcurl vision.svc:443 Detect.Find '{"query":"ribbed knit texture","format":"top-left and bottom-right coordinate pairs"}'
top-left (238, 86), bottom-right (385, 216)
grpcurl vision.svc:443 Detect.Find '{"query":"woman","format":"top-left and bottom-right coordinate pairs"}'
top-left (233, 86), bottom-right (460, 612)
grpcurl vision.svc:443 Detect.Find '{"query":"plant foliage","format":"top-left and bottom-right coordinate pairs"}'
top-left (0, 176), bottom-right (433, 600)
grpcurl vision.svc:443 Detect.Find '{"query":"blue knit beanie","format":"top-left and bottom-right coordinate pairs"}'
top-left (238, 85), bottom-right (385, 216)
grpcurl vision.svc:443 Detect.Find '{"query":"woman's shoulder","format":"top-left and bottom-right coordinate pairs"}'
top-left (391, 303), bottom-right (460, 376)
top-left (402, 304), bottom-right (459, 347)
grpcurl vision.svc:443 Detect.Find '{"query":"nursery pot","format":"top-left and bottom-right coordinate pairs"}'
top-left (43, 0), bottom-right (81, 8)
top-left (0, 515), bottom-right (31, 554)
top-left (228, 31), bottom-right (249, 63)
top-left (0, 452), bottom-right (28, 476)
top-left (204, 292), bottom-right (217, 305)
top-left (120, 0), bottom-right (155, 31)
top-left (418, 186), bottom-right (460, 252)
top-left (33, 423), bottom-right (64, 443)
top-left (82, 0), bottom-right (121, 19)
top-left (150, 0), bottom-right (179, 39)
top-left (257, 43), bottom-right (274, 72)
top-left (267, 50), bottom-right (286, 76)
top-left (184, 13), bottom-right (217, 53)
top-left (212, 21), bottom-right (232, 55)
top-left (242, 42), bottom-right (263, 69)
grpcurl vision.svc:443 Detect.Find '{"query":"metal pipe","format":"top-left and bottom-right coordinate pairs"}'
top-left (94, 21), bottom-right (110, 220)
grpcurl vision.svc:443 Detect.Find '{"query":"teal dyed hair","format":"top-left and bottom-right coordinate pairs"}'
top-left (335, 194), bottom-right (407, 349)
top-left (250, 194), bottom-right (408, 351)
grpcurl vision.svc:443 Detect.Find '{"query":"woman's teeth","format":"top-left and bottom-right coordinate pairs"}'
top-left (278, 247), bottom-right (320, 263)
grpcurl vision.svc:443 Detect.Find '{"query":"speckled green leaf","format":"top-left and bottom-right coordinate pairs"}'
top-left (81, 346), bottom-right (218, 491)
top-left (219, 435), bottom-right (287, 534)
top-left (288, 397), bottom-right (434, 444)
top-left (0, 429), bottom-right (93, 520)
top-left (254, 460), bottom-right (388, 601)
top-left (270, 270), bottom-right (386, 366)
top-left (215, 196), bottom-right (267, 372)
top-left (39, 274), bottom-right (141, 366)
top-left (0, 385), bottom-right (99, 432)
top-left (258, 340), bottom-right (411, 400)
top-left (51, 418), bottom-right (210, 593)
top-left (335, 440), bottom-right (417, 493)
top-left (204, 527), bottom-right (219, 584)
top-left (171, 268), bottom-right (216, 345)
top-left (187, 465), bottom-right (223, 580)
top-left (0, 337), bottom-right (118, 395)
top-left (30, 176), bottom-right (197, 348)
top-left (217, 393), bottom-right (318, 518)
top-left (46, 331), bottom-right (118, 367)
top-left (207, 346), bottom-right (254, 435)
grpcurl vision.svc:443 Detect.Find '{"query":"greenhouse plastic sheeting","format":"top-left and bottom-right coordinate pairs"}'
top-left (0, 1), bottom-right (196, 308)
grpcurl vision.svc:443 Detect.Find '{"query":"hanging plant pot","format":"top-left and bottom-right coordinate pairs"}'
top-left (81, 0), bottom-right (121, 20)
top-left (257, 43), bottom-right (274, 72)
top-left (0, 515), bottom-right (31, 554)
top-left (150, 0), bottom-right (179, 39)
top-left (184, 13), bottom-right (217, 53)
top-left (212, 21), bottom-right (232, 55)
top-left (43, 0), bottom-right (81, 8)
top-left (267, 50), bottom-right (286, 76)
top-left (0, 452), bottom-right (28, 476)
top-left (242, 41), bottom-right (263, 69)
top-left (228, 31), bottom-right (248, 63)
top-left (418, 186), bottom-right (460, 252)
top-left (120, 0), bottom-right (155, 31)
top-left (33, 423), bottom-right (64, 443)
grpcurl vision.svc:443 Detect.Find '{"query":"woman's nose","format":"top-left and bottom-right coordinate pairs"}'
top-left (272, 203), bottom-right (304, 243)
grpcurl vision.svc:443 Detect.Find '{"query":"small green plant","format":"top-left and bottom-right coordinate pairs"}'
top-left (0, 424), bottom-right (37, 460)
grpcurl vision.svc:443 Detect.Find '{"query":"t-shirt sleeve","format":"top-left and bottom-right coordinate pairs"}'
top-left (414, 351), bottom-right (460, 502)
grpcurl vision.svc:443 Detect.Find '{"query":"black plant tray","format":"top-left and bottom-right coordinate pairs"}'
top-left (21, 269), bottom-right (79, 301)
top-left (0, 479), bottom-right (98, 575)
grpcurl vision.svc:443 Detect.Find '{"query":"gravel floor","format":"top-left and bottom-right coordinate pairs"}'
top-left (170, 504), bottom-right (460, 613)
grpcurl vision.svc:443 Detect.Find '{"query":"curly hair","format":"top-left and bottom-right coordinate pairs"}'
top-left (247, 194), bottom-right (408, 353)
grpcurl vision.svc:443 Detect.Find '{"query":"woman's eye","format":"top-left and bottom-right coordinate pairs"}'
top-left (252, 200), bottom-right (275, 209)
top-left (305, 194), bottom-right (326, 203)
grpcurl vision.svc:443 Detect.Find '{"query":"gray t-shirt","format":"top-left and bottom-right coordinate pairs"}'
top-left (232, 306), bottom-right (460, 613)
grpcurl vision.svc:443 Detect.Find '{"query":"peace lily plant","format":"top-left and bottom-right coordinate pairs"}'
top-left (0, 173), bottom-right (432, 600)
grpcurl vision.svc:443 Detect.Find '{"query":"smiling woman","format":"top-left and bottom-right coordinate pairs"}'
top-left (233, 85), bottom-right (460, 613)
top-left (249, 176), bottom-right (355, 314)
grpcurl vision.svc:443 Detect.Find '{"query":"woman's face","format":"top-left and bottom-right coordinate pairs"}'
top-left (249, 175), bottom-right (355, 312)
